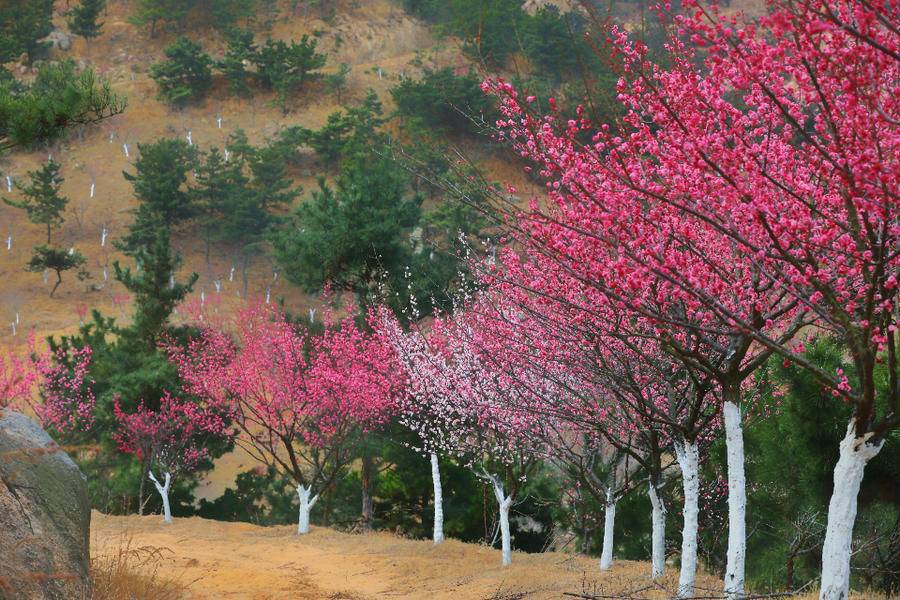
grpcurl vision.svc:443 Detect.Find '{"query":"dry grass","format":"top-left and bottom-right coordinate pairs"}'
top-left (88, 534), bottom-right (191, 600)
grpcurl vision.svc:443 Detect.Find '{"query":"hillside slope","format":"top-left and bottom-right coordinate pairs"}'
top-left (92, 511), bottom-right (725, 599)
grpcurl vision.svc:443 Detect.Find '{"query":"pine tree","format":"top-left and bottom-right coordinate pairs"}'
top-left (150, 37), bottom-right (213, 106)
top-left (219, 28), bottom-right (256, 96)
top-left (113, 229), bottom-right (197, 345)
top-left (129, 0), bottom-right (195, 37)
top-left (193, 146), bottom-right (249, 260)
top-left (119, 138), bottom-right (197, 253)
top-left (26, 245), bottom-right (88, 297)
top-left (68, 0), bottom-right (106, 40)
top-left (0, 0), bottom-right (54, 62)
top-left (4, 159), bottom-right (68, 244)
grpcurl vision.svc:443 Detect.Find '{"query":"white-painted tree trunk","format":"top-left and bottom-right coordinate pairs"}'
top-left (148, 471), bottom-right (172, 524)
top-left (723, 400), bottom-right (746, 599)
top-left (675, 439), bottom-right (699, 599)
top-left (430, 453), bottom-right (444, 545)
top-left (599, 489), bottom-right (616, 570)
top-left (297, 484), bottom-right (319, 535)
top-left (489, 476), bottom-right (513, 566)
top-left (648, 482), bottom-right (667, 579)
top-left (819, 420), bottom-right (883, 600)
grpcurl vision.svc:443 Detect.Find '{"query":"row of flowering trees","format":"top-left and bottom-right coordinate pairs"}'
top-left (0, 1), bottom-right (892, 598)
top-left (437, 0), bottom-right (895, 598)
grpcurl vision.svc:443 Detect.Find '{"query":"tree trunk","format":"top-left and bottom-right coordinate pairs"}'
top-left (430, 453), bottom-right (444, 545)
top-left (488, 475), bottom-right (513, 566)
top-left (675, 439), bottom-right (700, 599)
top-left (723, 398), bottom-right (747, 598)
top-left (819, 419), bottom-right (883, 600)
top-left (360, 451), bottom-right (374, 532)
top-left (648, 482), bottom-right (667, 579)
top-left (148, 471), bottom-right (172, 524)
top-left (297, 484), bottom-right (319, 535)
top-left (50, 270), bottom-right (62, 298)
top-left (599, 489), bottom-right (616, 570)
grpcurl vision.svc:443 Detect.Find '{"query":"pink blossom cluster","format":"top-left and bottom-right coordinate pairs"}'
top-left (30, 344), bottom-right (96, 434)
top-left (112, 390), bottom-right (231, 473)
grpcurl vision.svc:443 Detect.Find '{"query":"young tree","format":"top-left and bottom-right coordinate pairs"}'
top-left (67, 0), bottom-right (106, 40)
top-left (252, 35), bottom-right (326, 108)
top-left (0, 349), bottom-right (36, 410)
top-left (26, 245), bottom-right (88, 297)
top-left (113, 391), bottom-right (233, 523)
top-left (4, 159), bottom-right (68, 244)
top-left (129, 0), bottom-right (195, 37)
top-left (119, 138), bottom-right (197, 253)
top-left (324, 63), bottom-right (351, 104)
top-left (150, 37), bottom-right (213, 106)
top-left (30, 343), bottom-right (95, 434)
top-left (193, 146), bottom-right (249, 262)
top-left (219, 27), bottom-right (256, 96)
top-left (171, 303), bottom-right (401, 535)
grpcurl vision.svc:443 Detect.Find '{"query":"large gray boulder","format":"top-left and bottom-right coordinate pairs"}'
top-left (0, 410), bottom-right (91, 600)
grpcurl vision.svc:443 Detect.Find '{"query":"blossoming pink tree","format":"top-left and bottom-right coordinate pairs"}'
top-left (112, 391), bottom-right (232, 523)
top-left (0, 349), bottom-right (36, 410)
top-left (30, 343), bottom-right (96, 436)
top-left (474, 0), bottom-right (896, 595)
top-left (172, 303), bottom-right (402, 535)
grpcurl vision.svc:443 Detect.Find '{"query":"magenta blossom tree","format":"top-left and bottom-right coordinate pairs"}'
top-left (171, 303), bottom-right (402, 535)
top-left (113, 391), bottom-right (232, 523)
top-left (475, 0), bottom-right (897, 595)
top-left (0, 348), bottom-right (36, 410)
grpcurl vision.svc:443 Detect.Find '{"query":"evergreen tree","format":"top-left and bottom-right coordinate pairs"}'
top-left (114, 229), bottom-right (198, 345)
top-left (252, 35), bottom-right (326, 108)
top-left (193, 146), bottom-right (249, 259)
top-left (209, 0), bottom-right (256, 31)
top-left (119, 138), bottom-right (198, 253)
top-left (0, 0), bottom-right (53, 62)
top-left (248, 143), bottom-right (300, 211)
top-left (25, 245), bottom-right (88, 297)
top-left (150, 37), bottom-right (213, 106)
top-left (271, 151), bottom-right (421, 304)
top-left (68, 0), bottom-right (106, 40)
top-left (0, 61), bottom-right (125, 152)
top-left (129, 0), bottom-right (195, 37)
top-left (219, 28), bottom-right (256, 96)
top-left (4, 159), bottom-right (68, 244)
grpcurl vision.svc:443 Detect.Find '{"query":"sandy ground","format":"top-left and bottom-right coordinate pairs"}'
top-left (92, 511), bottom-right (728, 600)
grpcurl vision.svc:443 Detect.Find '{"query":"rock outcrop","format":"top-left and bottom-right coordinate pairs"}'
top-left (0, 410), bottom-right (91, 600)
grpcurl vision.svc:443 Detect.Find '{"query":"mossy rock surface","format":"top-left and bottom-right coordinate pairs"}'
top-left (0, 409), bottom-right (90, 600)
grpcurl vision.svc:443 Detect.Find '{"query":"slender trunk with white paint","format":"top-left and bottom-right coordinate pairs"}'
top-left (489, 476), bottom-right (513, 566)
top-left (599, 489), bottom-right (616, 570)
top-left (648, 482), bottom-right (667, 579)
top-left (297, 484), bottom-right (319, 535)
top-left (430, 453), bottom-right (444, 545)
top-left (148, 471), bottom-right (172, 524)
top-left (675, 439), bottom-right (699, 599)
top-left (723, 399), bottom-right (746, 599)
top-left (819, 420), bottom-right (883, 600)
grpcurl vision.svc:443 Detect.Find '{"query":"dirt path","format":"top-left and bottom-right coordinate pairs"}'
top-left (92, 512), bottom-right (720, 599)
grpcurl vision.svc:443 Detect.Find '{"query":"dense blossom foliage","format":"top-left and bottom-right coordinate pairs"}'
top-left (0, 349), bottom-right (36, 409)
top-left (30, 343), bottom-right (96, 433)
top-left (112, 390), bottom-right (231, 474)
top-left (171, 302), bottom-right (402, 489)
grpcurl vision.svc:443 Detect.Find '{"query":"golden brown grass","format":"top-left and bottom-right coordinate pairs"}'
top-left (88, 534), bottom-right (191, 600)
